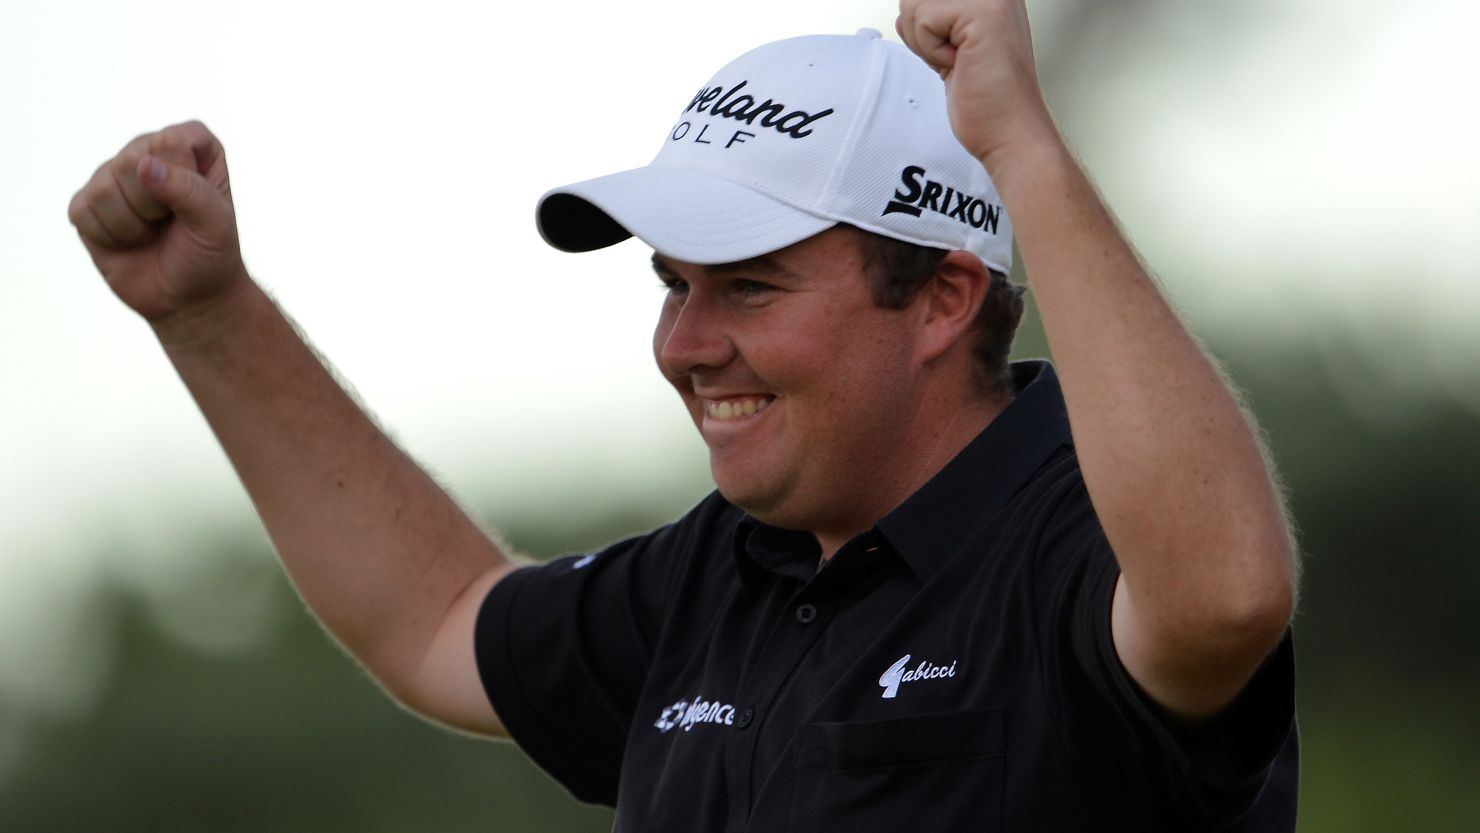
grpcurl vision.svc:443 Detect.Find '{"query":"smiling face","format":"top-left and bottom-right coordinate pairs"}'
top-left (651, 226), bottom-right (933, 543)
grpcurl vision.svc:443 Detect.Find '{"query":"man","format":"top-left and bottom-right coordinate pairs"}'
top-left (69, 0), bottom-right (1298, 829)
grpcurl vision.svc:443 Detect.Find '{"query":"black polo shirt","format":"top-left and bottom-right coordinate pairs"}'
top-left (475, 361), bottom-right (1298, 832)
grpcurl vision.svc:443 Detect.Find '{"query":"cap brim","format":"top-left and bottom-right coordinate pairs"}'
top-left (537, 165), bottom-right (836, 265)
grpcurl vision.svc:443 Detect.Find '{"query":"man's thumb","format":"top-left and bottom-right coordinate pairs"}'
top-left (136, 154), bottom-right (228, 232)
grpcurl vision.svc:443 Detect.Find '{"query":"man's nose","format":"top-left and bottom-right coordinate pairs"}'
top-left (657, 294), bottom-right (736, 376)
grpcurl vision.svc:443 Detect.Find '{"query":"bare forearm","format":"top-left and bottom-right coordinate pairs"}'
top-left (992, 139), bottom-right (1295, 630)
top-left (896, 0), bottom-right (1293, 718)
top-left (156, 277), bottom-right (511, 685)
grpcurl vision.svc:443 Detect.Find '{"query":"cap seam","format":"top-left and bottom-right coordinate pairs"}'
top-left (817, 37), bottom-right (890, 216)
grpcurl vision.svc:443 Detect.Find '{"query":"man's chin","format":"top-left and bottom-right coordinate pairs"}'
top-left (712, 468), bottom-right (784, 520)
top-left (714, 482), bottom-right (772, 517)
top-left (715, 478), bottom-right (825, 536)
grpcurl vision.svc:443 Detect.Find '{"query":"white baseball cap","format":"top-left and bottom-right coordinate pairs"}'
top-left (536, 28), bottom-right (1013, 272)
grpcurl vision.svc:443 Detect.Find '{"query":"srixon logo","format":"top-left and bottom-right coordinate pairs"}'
top-left (881, 165), bottom-right (1003, 234)
top-left (879, 654), bottom-right (958, 699)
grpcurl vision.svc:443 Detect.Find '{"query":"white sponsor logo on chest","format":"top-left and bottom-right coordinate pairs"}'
top-left (878, 654), bottom-right (958, 699)
top-left (654, 696), bottom-right (737, 733)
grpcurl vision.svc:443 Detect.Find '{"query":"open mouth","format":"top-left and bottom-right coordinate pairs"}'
top-left (703, 396), bottom-right (774, 421)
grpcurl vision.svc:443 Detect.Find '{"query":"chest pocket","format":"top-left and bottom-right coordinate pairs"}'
top-left (787, 709), bottom-right (1004, 832)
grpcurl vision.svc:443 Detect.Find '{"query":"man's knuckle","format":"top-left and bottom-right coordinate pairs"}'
top-left (109, 150), bottom-right (139, 184)
top-left (82, 180), bottom-right (111, 214)
top-left (153, 127), bottom-right (190, 156)
top-left (108, 161), bottom-right (159, 218)
top-left (82, 200), bottom-right (121, 247)
top-left (176, 120), bottom-right (216, 151)
top-left (67, 190), bottom-right (88, 227)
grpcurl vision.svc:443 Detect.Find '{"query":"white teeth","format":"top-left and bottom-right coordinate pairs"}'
top-left (705, 397), bottom-right (773, 421)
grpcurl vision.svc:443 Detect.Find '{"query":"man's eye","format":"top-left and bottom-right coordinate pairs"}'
top-left (659, 278), bottom-right (689, 295)
top-left (734, 280), bottom-right (774, 298)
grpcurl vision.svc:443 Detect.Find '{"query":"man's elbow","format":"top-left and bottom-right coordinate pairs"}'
top-left (1219, 571), bottom-right (1295, 655)
top-left (1137, 531), bottom-right (1298, 658)
top-left (1233, 519), bottom-right (1298, 628)
top-left (1187, 538), bottom-right (1299, 662)
top-left (1115, 541), bottom-right (1297, 721)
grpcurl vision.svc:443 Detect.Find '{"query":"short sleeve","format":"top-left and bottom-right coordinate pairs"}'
top-left (1033, 463), bottom-right (1298, 832)
top-left (474, 515), bottom-right (689, 805)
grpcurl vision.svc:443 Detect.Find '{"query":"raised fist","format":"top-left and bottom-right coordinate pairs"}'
top-left (68, 121), bottom-right (247, 327)
top-left (896, 0), bottom-right (1053, 168)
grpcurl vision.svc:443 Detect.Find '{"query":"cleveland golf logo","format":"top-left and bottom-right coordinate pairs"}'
top-left (879, 653), bottom-right (959, 699)
top-left (684, 80), bottom-right (835, 138)
top-left (669, 80), bottom-right (836, 150)
top-left (882, 165), bottom-right (1004, 234)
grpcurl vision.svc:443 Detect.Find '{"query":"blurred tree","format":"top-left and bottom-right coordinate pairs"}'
top-left (0, 517), bottom-right (640, 833)
top-left (3, 333), bottom-right (1477, 832)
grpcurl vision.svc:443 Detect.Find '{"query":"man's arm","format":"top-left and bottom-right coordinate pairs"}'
top-left (898, 1), bottom-right (1297, 721)
top-left (68, 121), bottom-right (513, 736)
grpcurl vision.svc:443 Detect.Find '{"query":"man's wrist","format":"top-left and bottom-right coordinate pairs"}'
top-left (151, 271), bottom-right (261, 354)
top-left (975, 123), bottom-right (1076, 205)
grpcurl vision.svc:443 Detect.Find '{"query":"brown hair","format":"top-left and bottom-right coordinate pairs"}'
top-left (847, 225), bottom-right (1026, 400)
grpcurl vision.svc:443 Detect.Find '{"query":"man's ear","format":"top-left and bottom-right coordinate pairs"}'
top-left (915, 250), bottom-right (990, 363)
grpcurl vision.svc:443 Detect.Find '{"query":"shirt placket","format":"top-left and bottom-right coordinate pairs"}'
top-left (720, 534), bottom-right (891, 833)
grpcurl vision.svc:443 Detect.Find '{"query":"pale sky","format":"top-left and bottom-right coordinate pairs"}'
top-left (1, 0), bottom-right (1475, 720)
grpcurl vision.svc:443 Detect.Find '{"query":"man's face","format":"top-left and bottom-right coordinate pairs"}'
top-left (652, 226), bottom-right (927, 537)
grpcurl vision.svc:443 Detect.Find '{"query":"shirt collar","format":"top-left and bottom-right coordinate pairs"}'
top-left (732, 360), bottom-right (1072, 591)
top-left (876, 360), bottom-right (1071, 580)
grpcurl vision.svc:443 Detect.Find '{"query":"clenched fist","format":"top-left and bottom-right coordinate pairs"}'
top-left (896, 0), bottom-right (1056, 171)
top-left (68, 121), bottom-right (247, 330)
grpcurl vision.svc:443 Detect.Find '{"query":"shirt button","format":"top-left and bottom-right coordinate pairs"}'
top-left (736, 708), bottom-right (754, 729)
top-left (795, 603), bottom-right (818, 624)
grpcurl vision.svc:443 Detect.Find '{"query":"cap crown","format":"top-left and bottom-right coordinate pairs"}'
top-left (652, 30), bottom-right (1013, 272)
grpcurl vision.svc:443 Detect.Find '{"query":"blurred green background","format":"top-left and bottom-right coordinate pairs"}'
top-left (5, 317), bottom-right (1478, 832)
top-left (4, 0), bottom-right (1477, 830)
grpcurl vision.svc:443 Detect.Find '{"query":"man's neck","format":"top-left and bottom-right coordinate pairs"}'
top-left (812, 389), bottom-right (1013, 563)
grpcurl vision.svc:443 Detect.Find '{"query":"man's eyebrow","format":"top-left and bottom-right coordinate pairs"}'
top-left (650, 253), bottom-right (799, 280)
